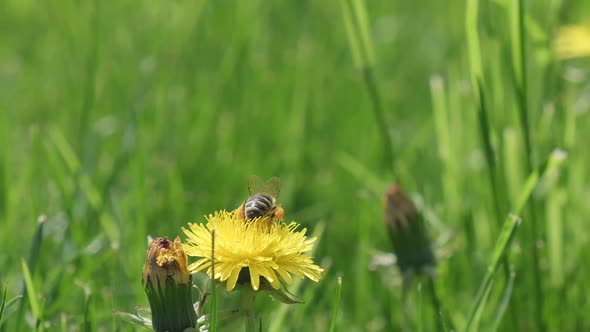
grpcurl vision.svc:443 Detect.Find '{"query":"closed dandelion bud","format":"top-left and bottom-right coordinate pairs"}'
top-left (142, 237), bottom-right (197, 332)
top-left (383, 184), bottom-right (435, 275)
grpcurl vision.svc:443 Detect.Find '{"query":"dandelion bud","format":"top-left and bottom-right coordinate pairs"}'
top-left (142, 237), bottom-right (197, 332)
top-left (383, 184), bottom-right (435, 275)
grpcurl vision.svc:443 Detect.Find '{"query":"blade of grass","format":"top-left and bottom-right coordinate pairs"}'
top-left (328, 276), bottom-right (343, 332)
top-left (464, 214), bottom-right (521, 332)
top-left (416, 282), bottom-right (424, 332)
top-left (350, 0), bottom-right (376, 66)
top-left (465, 0), bottom-right (483, 82)
top-left (489, 267), bottom-right (516, 332)
top-left (0, 286), bottom-right (6, 324)
top-left (339, 0), bottom-right (362, 68)
top-left (475, 80), bottom-right (503, 226)
top-left (430, 75), bottom-right (463, 221)
top-left (546, 189), bottom-right (566, 286)
top-left (427, 276), bottom-right (453, 332)
top-left (502, 129), bottom-right (524, 206)
top-left (0, 107), bottom-right (8, 225)
top-left (339, 0), bottom-right (395, 172)
top-left (76, 0), bottom-right (100, 156)
top-left (26, 216), bottom-right (46, 275)
top-left (15, 216), bottom-right (46, 330)
top-left (466, 2), bottom-right (520, 328)
top-left (466, 0), bottom-right (506, 229)
top-left (471, 278), bottom-right (496, 332)
top-left (465, 149), bottom-right (567, 331)
top-left (82, 290), bottom-right (92, 332)
top-left (21, 260), bottom-right (42, 330)
top-left (514, 149), bottom-right (567, 213)
top-left (509, 1), bottom-right (543, 329)
top-left (0, 294), bottom-right (23, 331)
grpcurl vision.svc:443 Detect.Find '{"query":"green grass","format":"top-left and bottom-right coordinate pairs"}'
top-left (2, 0), bottom-right (590, 331)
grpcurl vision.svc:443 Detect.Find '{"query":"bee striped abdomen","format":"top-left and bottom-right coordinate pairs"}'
top-left (244, 193), bottom-right (276, 220)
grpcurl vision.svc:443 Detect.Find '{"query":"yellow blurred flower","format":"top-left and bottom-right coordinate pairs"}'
top-left (555, 24), bottom-right (590, 59)
top-left (182, 210), bottom-right (323, 292)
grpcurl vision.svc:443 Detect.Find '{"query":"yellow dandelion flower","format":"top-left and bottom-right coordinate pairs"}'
top-left (554, 24), bottom-right (590, 59)
top-left (182, 210), bottom-right (324, 292)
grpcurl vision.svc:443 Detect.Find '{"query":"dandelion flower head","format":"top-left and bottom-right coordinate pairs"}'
top-left (182, 210), bottom-right (323, 292)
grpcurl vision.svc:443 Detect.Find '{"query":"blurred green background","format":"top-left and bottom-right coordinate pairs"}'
top-left (1, 0), bottom-right (590, 331)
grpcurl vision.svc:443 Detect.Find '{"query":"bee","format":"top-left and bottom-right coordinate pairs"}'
top-left (235, 175), bottom-right (285, 223)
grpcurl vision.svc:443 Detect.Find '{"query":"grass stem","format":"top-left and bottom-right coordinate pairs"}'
top-left (511, 1), bottom-right (545, 330)
top-left (361, 67), bottom-right (396, 172)
top-left (426, 276), bottom-right (453, 332)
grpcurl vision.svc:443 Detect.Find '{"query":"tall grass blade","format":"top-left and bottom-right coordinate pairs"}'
top-left (360, 67), bottom-right (395, 172)
top-left (339, 0), bottom-right (395, 172)
top-left (465, 0), bottom-right (483, 81)
top-left (350, 0), bottom-right (376, 66)
top-left (82, 290), bottom-right (92, 332)
top-left (509, 1), bottom-right (542, 328)
top-left (77, 0), bottom-right (100, 155)
top-left (430, 75), bottom-right (462, 220)
top-left (26, 216), bottom-right (46, 281)
top-left (546, 189), bottom-right (566, 286)
top-left (328, 276), bottom-right (343, 332)
top-left (465, 149), bottom-right (567, 331)
top-left (427, 277), bottom-right (453, 332)
top-left (475, 81), bottom-right (503, 225)
top-left (0, 294), bottom-right (23, 332)
top-left (489, 267), bottom-right (516, 332)
top-left (0, 286), bottom-right (7, 325)
top-left (466, 0), bottom-right (503, 226)
top-left (464, 214), bottom-right (520, 332)
top-left (514, 149), bottom-right (567, 213)
top-left (15, 216), bottom-right (46, 330)
top-left (0, 107), bottom-right (8, 223)
top-left (21, 260), bottom-right (42, 329)
top-left (48, 128), bottom-right (81, 175)
top-left (468, 278), bottom-right (495, 332)
top-left (339, 0), bottom-right (362, 68)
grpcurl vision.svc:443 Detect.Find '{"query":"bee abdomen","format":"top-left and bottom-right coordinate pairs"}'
top-left (244, 194), bottom-right (276, 220)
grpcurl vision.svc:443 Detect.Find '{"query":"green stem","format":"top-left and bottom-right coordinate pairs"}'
top-left (361, 66), bottom-right (396, 172)
top-left (513, 1), bottom-right (544, 330)
top-left (426, 276), bottom-right (453, 332)
top-left (241, 289), bottom-right (260, 332)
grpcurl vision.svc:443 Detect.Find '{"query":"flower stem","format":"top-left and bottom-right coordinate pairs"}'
top-left (426, 276), bottom-right (454, 332)
top-left (241, 289), bottom-right (260, 332)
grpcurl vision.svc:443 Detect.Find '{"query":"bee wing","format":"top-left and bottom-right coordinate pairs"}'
top-left (248, 175), bottom-right (281, 197)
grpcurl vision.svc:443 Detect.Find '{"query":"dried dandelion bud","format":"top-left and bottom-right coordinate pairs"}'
top-left (142, 237), bottom-right (197, 332)
top-left (383, 184), bottom-right (435, 274)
